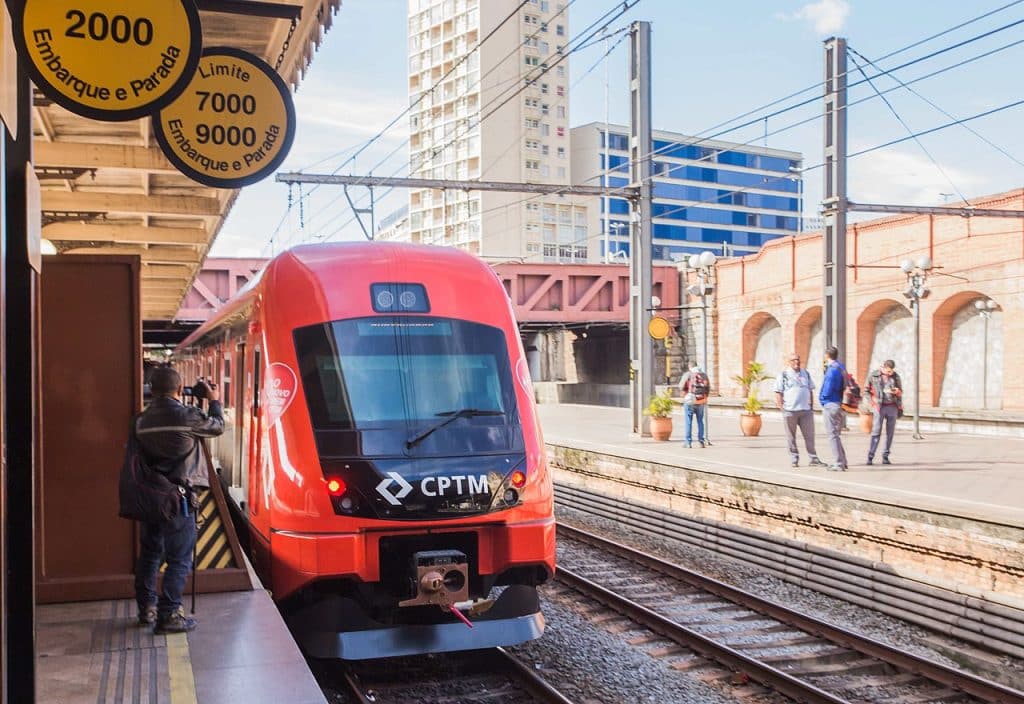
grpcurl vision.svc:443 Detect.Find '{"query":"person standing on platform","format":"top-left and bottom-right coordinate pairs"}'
top-left (133, 367), bottom-right (224, 633)
top-left (865, 359), bottom-right (903, 465)
top-left (678, 363), bottom-right (710, 448)
top-left (818, 346), bottom-right (849, 471)
top-left (774, 353), bottom-right (825, 468)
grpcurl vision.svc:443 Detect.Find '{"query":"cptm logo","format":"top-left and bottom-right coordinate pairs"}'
top-left (375, 472), bottom-right (489, 506)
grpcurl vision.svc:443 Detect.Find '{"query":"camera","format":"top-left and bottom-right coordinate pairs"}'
top-left (192, 378), bottom-right (216, 400)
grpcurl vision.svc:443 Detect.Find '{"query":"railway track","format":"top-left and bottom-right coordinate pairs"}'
top-left (325, 647), bottom-right (576, 704)
top-left (557, 522), bottom-right (1024, 704)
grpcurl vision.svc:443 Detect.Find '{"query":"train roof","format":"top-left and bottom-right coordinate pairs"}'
top-left (177, 242), bottom-right (497, 352)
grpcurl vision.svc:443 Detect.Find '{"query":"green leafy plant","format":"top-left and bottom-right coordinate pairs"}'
top-left (732, 361), bottom-right (774, 416)
top-left (643, 390), bottom-right (676, 419)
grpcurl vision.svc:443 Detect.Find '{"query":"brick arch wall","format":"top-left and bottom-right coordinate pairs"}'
top-left (855, 299), bottom-right (908, 384)
top-left (794, 305), bottom-right (822, 365)
top-left (931, 290), bottom-right (994, 407)
top-left (742, 312), bottom-right (782, 395)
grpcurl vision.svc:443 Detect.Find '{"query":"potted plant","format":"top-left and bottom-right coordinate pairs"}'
top-left (858, 402), bottom-right (875, 433)
top-left (732, 361), bottom-right (773, 437)
top-left (644, 390), bottom-right (676, 441)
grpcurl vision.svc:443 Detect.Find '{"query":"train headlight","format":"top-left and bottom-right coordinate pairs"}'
top-left (503, 489), bottom-right (519, 504)
top-left (371, 283), bottom-right (430, 313)
top-left (510, 470), bottom-right (526, 488)
top-left (326, 477), bottom-right (347, 496)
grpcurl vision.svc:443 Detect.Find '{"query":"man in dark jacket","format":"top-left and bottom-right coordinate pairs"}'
top-left (865, 359), bottom-right (903, 465)
top-left (134, 366), bottom-right (224, 633)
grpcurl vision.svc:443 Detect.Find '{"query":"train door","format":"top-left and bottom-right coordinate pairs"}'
top-left (232, 340), bottom-right (247, 494)
top-left (247, 347), bottom-right (262, 513)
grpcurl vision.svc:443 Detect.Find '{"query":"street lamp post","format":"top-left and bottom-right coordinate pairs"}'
top-left (974, 298), bottom-right (999, 409)
top-left (900, 256), bottom-right (933, 440)
top-left (606, 221), bottom-right (626, 262)
top-left (687, 250), bottom-right (717, 444)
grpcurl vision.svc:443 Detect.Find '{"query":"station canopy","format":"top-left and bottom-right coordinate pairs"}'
top-left (34, 0), bottom-right (339, 321)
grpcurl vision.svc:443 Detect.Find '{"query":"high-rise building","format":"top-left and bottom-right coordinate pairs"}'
top-left (572, 123), bottom-right (803, 263)
top-left (402, 0), bottom-right (587, 261)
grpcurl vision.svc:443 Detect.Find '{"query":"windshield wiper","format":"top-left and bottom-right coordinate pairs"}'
top-left (406, 408), bottom-right (504, 449)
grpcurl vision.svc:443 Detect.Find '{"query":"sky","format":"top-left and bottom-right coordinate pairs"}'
top-left (210, 0), bottom-right (1024, 257)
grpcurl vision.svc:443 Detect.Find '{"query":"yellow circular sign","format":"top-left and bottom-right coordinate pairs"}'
top-left (16, 0), bottom-right (201, 121)
top-left (648, 316), bottom-right (672, 340)
top-left (153, 47), bottom-right (296, 189)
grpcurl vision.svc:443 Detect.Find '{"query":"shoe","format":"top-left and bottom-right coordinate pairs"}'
top-left (137, 605), bottom-right (157, 626)
top-left (700, 441), bottom-right (707, 448)
top-left (866, 457), bottom-right (873, 466)
top-left (826, 464), bottom-right (846, 472)
top-left (683, 442), bottom-right (691, 448)
top-left (791, 461), bottom-right (799, 468)
top-left (154, 609), bottom-right (198, 634)
top-left (882, 457), bottom-right (891, 465)
top-left (808, 457), bottom-right (825, 467)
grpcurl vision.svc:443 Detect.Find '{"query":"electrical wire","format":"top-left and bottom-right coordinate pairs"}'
top-left (846, 51), bottom-right (968, 202)
top-left (847, 45), bottom-right (1024, 170)
top-left (312, 0), bottom-right (640, 244)
top-left (297, 0), bottom-right (592, 243)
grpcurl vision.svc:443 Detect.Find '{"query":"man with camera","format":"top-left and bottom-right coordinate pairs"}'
top-left (133, 367), bottom-right (224, 633)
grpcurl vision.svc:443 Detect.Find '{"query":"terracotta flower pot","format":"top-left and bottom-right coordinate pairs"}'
top-left (739, 413), bottom-right (762, 437)
top-left (649, 416), bottom-right (673, 441)
top-left (859, 412), bottom-right (874, 433)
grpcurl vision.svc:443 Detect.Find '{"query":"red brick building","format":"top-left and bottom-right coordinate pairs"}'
top-left (703, 188), bottom-right (1023, 410)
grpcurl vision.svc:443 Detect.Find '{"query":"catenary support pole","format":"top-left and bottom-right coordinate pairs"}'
top-left (629, 21), bottom-right (654, 436)
top-left (822, 37), bottom-right (848, 362)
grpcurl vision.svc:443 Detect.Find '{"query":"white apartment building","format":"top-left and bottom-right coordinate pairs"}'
top-left (403, 0), bottom-right (588, 261)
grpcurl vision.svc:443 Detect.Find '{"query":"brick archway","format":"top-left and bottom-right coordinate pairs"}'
top-left (855, 299), bottom-right (908, 384)
top-left (931, 290), bottom-right (994, 407)
top-left (794, 305), bottom-right (822, 369)
top-left (741, 312), bottom-right (782, 397)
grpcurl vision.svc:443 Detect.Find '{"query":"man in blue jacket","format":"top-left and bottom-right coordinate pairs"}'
top-left (818, 346), bottom-right (848, 471)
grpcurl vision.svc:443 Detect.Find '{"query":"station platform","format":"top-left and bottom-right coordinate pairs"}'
top-left (537, 403), bottom-right (1024, 528)
top-left (36, 587), bottom-right (327, 704)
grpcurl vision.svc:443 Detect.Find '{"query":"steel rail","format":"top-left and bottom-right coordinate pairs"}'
top-left (495, 647), bottom-right (578, 704)
top-left (338, 648), bottom-right (577, 704)
top-left (555, 565), bottom-right (851, 704)
top-left (554, 481), bottom-right (1024, 659)
top-left (559, 522), bottom-right (1024, 703)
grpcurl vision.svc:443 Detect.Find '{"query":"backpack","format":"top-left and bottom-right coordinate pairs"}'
top-left (841, 371), bottom-right (862, 412)
top-left (118, 419), bottom-right (183, 523)
top-left (689, 371), bottom-right (710, 399)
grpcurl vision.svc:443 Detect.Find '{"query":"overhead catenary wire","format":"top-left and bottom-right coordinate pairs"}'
top-left (311, 0), bottom-right (640, 244)
top-left (847, 45), bottom-right (1024, 170)
top-left (675, 0), bottom-right (1024, 144)
top-left (845, 51), bottom-right (968, 203)
top-left (292, 2), bottom-right (1023, 250)
top-left (298, 0), bottom-right (593, 243)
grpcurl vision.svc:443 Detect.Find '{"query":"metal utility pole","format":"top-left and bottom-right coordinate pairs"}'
top-left (629, 21), bottom-right (654, 436)
top-left (821, 36), bottom-right (848, 362)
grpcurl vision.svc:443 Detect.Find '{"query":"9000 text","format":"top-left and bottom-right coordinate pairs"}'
top-left (196, 124), bottom-right (257, 147)
top-left (65, 11), bottom-right (154, 45)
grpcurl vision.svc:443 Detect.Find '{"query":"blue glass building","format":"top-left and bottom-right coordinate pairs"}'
top-left (571, 123), bottom-right (803, 262)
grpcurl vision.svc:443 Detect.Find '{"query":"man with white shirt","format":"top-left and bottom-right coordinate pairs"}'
top-left (774, 353), bottom-right (824, 468)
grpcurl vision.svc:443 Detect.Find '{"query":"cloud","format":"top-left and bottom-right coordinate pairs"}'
top-left (779, 0), bottom-right (850, 35)
top-left (848, 148), bottom-right (982, 205)
top-left (294, 90), bottom-right (408, 139)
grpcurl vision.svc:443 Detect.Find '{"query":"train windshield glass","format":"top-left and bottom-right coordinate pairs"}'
top-left (293, 316), bottom-right (521, 455)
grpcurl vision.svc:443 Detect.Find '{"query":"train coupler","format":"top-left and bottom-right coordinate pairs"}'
top-left (398, 550), bottom-right (469, 609)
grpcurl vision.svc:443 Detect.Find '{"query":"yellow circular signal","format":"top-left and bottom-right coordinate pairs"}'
top-left (153, 47), bottom-right (296, 189)
top-left (648, 316), bottom-right (671, 340)
top-left (17, 0), bottom-right (202, 121)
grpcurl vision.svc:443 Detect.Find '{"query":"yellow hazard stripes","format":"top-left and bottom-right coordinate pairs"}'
top-left (194, 489), bottom-right (236, 570)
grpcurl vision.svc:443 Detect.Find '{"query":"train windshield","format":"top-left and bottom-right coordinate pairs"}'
top-left (293, 316), bottom-right (523, 457)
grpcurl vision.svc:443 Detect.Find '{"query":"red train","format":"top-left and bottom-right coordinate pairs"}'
top-left (176, 242), bottom-right (555, 658)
